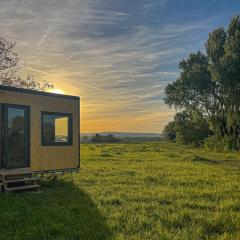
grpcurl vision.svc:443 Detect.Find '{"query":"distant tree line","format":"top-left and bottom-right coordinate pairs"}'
top-left (81, 134), bottom-right (162, 143)
top-left (164, 16), bottom-right (240, 151)
top-left (91, 134), bottom-right (121, 143)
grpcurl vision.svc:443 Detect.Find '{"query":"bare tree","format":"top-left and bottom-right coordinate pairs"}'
top-left (0, 37), bottom-right (53, 90)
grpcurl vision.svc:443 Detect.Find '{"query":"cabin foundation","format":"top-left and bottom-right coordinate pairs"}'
top-left (0, 168), bottom-right (40, 193)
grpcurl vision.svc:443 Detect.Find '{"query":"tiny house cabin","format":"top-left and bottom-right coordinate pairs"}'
top-left (0, 85), bottom-right (80, 173)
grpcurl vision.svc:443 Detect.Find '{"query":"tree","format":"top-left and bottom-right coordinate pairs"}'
top-left (91, 133), bottom-right (102, 143)
top-left (0, 37), bottom-right (52, 90)
top-left (164, 16), bottom-right (240, 150)
top-left (163, 111), bottom-right (211, 146)
top-left (163, 121), bottom-right (176, 140)
top-left (82, 136), bottom-right (90, 143)
top-left (91, 133), bottom-right (120, 143)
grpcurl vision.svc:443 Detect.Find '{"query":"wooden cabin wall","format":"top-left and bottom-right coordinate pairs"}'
top-left (0, 89), bottom-right (80, 171)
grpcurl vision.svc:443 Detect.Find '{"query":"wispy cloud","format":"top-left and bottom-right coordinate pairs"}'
top-left (0, 0), bottom-right (239, 132)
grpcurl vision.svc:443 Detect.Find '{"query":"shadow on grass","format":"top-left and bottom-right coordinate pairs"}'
top-left (0, 180), bottom-right (112, 240)
top-left (192, 155), bottom-right (240, 168)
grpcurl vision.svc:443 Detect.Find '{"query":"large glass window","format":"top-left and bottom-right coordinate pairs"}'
top-left (41, 112), bottom-right (73, 146)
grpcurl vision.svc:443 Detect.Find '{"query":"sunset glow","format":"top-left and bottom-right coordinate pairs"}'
top-left (1, 1), bottom-right (239, 133)
top-left (48, 88), bottom-right (65, 95)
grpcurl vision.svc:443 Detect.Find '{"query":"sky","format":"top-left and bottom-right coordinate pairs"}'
top-left (0, 0), bottom-right (240, 133)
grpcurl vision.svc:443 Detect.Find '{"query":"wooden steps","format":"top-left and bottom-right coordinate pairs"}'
top-left (0, 168), bottom-right (33, 177)
top-left (5, 184), bottom-right (40, 192)
top-left (4, 177), bottom-right (37, 184)
top-left (0, 168), bottom-right (40, 193)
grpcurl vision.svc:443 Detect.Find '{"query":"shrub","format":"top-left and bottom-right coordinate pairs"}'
top-left (167, 110), bottom-right (211, 147)
top-left (204, 135), bottom-right (240, 151)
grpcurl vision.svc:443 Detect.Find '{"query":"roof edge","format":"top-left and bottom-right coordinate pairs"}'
top-left (0, 85), bottom-right (80, 100)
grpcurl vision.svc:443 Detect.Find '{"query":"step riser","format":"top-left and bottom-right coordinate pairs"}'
top-left (3, 178), bottom-right (37, 184)
top-left (5, 184), bottom-right (40, 192)
top-left (0, 169), bottom-right (40, 193)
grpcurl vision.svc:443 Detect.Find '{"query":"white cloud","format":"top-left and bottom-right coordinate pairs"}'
top-left (0, 0), bottom-right (236, 132)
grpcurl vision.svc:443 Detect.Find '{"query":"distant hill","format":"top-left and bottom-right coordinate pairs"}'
top-left (81, 132), bottom-right (162, 138)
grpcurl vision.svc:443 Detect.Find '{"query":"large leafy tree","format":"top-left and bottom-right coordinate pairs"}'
top-left (0, 37), bottom-right (52, 90)
top-left (164, 16), bottom-right (240, 149)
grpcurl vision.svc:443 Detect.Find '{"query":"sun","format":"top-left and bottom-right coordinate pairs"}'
top-left (48, 88), bottom-right (65, 95)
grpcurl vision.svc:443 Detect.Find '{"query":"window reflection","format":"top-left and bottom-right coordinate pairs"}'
top-left (7, 108), bottom-right (25, 168)
top-left (42, 112), bottom-right (72, 145)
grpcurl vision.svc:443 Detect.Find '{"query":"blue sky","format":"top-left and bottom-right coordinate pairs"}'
top-left (0, 0), bottom-right (240, 132)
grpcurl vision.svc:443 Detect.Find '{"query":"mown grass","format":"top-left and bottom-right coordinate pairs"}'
top-left (0, 142), bottom-right (240, 239)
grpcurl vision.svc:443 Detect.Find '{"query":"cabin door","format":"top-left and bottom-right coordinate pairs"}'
top-left (1, 104), bottom-right (30, 169)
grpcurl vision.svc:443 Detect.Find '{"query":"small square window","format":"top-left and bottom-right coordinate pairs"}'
top-left (41, 112), bottom-right (73, 146)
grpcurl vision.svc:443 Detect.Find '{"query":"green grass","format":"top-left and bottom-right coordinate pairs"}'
top-left (1, 142), bottom-right (240, 239)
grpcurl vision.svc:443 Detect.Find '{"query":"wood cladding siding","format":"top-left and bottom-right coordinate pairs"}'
top-left (0, 88), bottom-right (80, 172)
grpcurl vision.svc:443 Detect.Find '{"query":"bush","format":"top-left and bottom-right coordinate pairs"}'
top-left (164, 110), bottom-right (211, 147)
top-left (204, 135), bottom-right (240, 151)
top-left (204, 135), bottom-right (223, 151)
top-left (163, 121), bottom-right (176, 140)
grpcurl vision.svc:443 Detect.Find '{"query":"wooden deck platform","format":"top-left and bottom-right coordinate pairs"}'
top-left (0, 168), bottom-right (40, 193)
top-left (0, 168), bottom-right (34, 177)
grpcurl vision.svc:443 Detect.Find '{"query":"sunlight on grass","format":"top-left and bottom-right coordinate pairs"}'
top-left (0, 142), bottom-right (240, 239)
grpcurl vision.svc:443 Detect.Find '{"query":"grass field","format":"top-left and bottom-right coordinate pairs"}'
top-left (0, 142), bottom-right (240, 240)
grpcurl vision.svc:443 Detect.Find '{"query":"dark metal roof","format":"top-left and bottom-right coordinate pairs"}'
top-left (0, 85), bottom-right (80, 100)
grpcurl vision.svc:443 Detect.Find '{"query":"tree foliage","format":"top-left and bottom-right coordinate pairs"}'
top-left (163, 121), bottom-right (176, 140)
top-left (91, 134), bottom-right (121, 143)
top-left (164, 16), bottom-right (240, 150)
top-left (163, 110), bottom-right (211, 146)
top-left (0, 37), bottom-right (53, 90)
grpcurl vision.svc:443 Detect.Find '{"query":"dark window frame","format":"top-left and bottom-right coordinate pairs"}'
top-left (1, 103), bottom-right (31, 169)
top-left (41, 111), bottom-right (73, 146)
